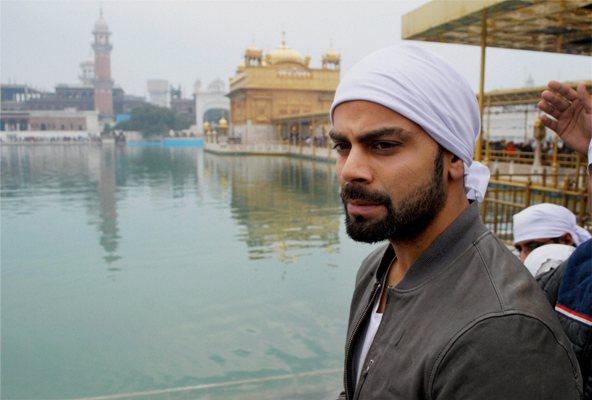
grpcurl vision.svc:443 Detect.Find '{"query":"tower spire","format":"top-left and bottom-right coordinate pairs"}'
top-left (92, 6), bottom-right (114, 123)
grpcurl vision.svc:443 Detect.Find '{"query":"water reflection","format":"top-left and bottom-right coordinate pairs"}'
top-left (93, 147), bottom-right (121, 265)
top-left (1, 145), bottom-right (202, 270)
top-left (204, 154), bottom-right (342, 264)
top-left (1, 146), bottom-right (342, 267)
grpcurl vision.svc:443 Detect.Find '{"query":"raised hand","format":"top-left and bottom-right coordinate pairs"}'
top-left (538, 81), bottom-right (591, 155)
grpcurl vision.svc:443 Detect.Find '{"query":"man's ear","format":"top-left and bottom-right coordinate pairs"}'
top-left (561, 233), bottom-right (574, 246)
top-left (447, 153), bottom-right (465, 181)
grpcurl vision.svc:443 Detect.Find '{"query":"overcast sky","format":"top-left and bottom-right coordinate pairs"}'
top-left (2, 0), bottom-right (591, 98)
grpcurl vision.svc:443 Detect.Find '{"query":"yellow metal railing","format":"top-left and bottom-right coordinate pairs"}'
top-left (480, 171), bottom-right (590, 242)
top-left (490, 170), bottom-right (588, 191)
top-left (484, 149), bottom-right (582, 169)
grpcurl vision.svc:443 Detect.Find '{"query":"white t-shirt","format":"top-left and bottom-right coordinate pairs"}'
top-left (354, 293), bottom-right (383, 387)
top-left (588, 139), bottom-right (592, 173)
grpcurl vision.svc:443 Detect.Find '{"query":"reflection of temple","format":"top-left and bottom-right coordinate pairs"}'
top-left (204, 154), bottom-right (341, 263)
top-left (228, 34), bottom-right (340, 144)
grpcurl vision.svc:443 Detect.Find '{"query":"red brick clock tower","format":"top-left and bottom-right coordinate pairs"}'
top-left (92, 9), bottom-right (114, 122)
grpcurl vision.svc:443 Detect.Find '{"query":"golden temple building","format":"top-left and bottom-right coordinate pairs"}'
top-left (228, 34), bottom-right (340, 144)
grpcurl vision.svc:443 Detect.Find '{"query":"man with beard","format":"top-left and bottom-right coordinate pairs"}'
top-left (331, 45), bottom-right (582, 400)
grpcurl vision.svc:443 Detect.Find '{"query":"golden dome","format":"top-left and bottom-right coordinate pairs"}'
top-left (322, 43), bottom-right (340, 70)
top-left (326, 47), bottom-right (339, 57)
top-left (245, 44), bottom-right (262, 58)
top-left (268, 32), bottom-right (304, 65)
top-left (323, 47), bottom-right (340, 62)
top-left (269, 46), bottom-right (304, 65)
top-left (218, 117), bottom-right (228, 128)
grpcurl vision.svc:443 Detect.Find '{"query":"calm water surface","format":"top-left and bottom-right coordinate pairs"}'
top-left (1, 145), bottom-right (375, 400)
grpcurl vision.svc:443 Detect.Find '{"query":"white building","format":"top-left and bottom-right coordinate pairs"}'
top-left (79, 60), bottom-right (95, 85)
top-left (194, 78), bottom-right (230, 133)
top-left (147, 79), bottom-right (169, 108)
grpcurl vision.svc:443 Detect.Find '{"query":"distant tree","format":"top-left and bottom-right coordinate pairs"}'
top-left (115, 104), bottom-right (191, 137)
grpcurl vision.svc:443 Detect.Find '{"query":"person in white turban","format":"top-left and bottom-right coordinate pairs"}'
top-left (332, 44), bottom-right (582, 400)
top-left (513, 203), bottom-right (591, 262)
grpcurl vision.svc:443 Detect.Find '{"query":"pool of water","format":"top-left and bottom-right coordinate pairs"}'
top-left (1, 145), bottom-right (375, 400)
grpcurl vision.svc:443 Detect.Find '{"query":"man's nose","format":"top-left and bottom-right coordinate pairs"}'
top-left (340, 147), bottom-right (372, 184)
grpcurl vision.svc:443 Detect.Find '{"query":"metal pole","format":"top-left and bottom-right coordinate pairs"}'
top-left (523, 109), bottom-right (528, 143)
top-left (476, 8), bottom-right (488, 162)
top-left (551, 136), bottom-right (559, 187)
top-left (574, 153), bottom-right (582, 191)
top-left (484, 96), bottom-right (492, 163)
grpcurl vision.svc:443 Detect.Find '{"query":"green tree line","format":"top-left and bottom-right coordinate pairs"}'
top-left (115, 104), bottom-right (192, 137)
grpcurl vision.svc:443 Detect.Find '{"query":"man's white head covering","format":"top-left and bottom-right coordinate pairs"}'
top-left (513, 203), bottom-right (592, 246)
top-left (330, 44), bottom-right (490, 202)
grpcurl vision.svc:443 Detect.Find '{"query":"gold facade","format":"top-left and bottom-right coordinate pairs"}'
top-left (228, 36), bottom-right (340, 136)
top-left (230, 89), bottom-right (335, 125)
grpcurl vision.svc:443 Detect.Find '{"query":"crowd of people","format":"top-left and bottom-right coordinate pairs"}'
top-left (488, 138), bottom-right (577, 157)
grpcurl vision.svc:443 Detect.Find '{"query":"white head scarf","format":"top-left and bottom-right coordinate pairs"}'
top-left (330, 44), bottom-right (490, 202)
top-left (513, 203), bottom-right (592, 246)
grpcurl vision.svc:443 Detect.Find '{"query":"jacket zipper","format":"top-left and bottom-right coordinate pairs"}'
top-left (344, 280), bottom-right (381, 400)
top-left (353, 359), bottom-right (374, 400)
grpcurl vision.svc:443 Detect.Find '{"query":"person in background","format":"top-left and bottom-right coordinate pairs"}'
top-left (513, 203), bottom-right (591, 263)
top-left (538, 80), bottom-right (592, 399)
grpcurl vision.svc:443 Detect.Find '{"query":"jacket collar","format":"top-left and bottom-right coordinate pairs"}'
top-left (374, 202), bottom-right (488, 290)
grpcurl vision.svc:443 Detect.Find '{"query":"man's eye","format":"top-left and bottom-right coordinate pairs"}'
top-left (332, 142), bottom-right (350, 152)
top-left (372, 141), bottom-right (399, 150)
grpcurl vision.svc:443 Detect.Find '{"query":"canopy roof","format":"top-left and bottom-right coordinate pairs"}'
top-left (485, 80), bottom-right (592, 106)
top-left (402, 0), bottom-right (592, 56)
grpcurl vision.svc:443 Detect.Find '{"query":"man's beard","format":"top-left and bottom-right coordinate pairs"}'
top-left (341, 147), bottom-right (447, 243)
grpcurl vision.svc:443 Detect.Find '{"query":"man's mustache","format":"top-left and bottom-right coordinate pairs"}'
top-left (340, 184), bottom-right (391, 205)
